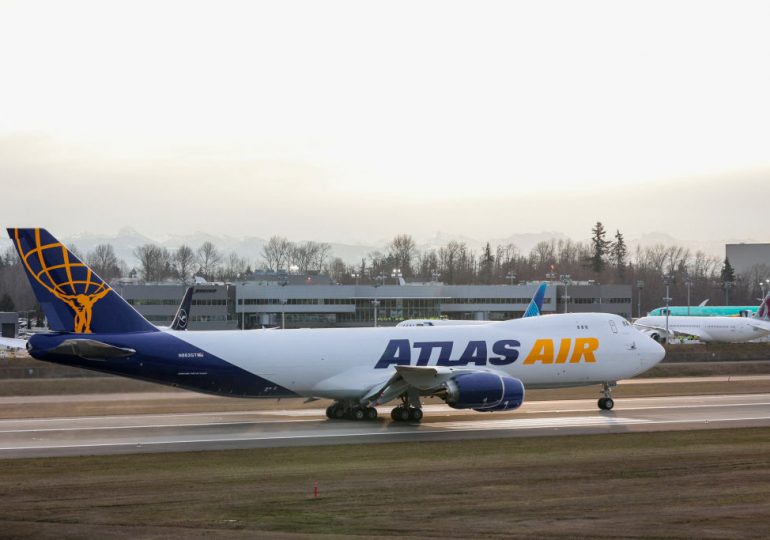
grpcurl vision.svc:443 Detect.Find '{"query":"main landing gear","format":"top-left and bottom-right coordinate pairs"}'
top-left (325, 402), bottom-right (378, 421)
top-left (390, 394), bottom-right (423, 423)
top-left (325, 396), bottom-right (424, 423)
top-left (390, 405), bottom-right (423, 422)
top-left (598, 382), bottom-right (616, 411)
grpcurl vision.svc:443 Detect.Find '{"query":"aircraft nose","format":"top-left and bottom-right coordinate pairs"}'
top-left (640, 335), bottom-right (666, 368)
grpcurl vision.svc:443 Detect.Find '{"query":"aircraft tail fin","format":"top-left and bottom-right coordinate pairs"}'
top-left (755, 293), bottom-right (770, 321)
top-left (522, 282), bottom-right (547, 318)
top-left (170, 287), bottom-right (194, 330)
top-left (7, 228), bottom-right (157, 334)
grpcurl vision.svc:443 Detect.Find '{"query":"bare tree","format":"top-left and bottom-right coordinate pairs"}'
top-left (327, 257), bottom-right (347, 282)
top-left (291, 241), bottom-right (331, 273)
top-left (386, 234), bottom-right (417, 277)
top-left (87, 244), bottom-right (122, 282)
top-left (172, 245), bottom-right (196, 284)
top-left (261, 236), bottom-right (293, 271)
top-left (220, 252), bottom-right (248, 281)
top-left (133, 244), bottom-right (171, 282)
top-left (197, 241), bottom-right (222, 280)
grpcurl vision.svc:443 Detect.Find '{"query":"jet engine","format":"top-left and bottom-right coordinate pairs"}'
top-left (444, 372), bottom-right (525, 412)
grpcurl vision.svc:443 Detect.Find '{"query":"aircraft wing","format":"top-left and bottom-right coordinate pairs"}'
top-left (746, 320), bottom-right (770, 332)
top-left (363, 365), bottom-right (486, 406)
top-left (0, 337), bottom-right (27, 350)
top-left (633, 322), bottom-right (707, 340)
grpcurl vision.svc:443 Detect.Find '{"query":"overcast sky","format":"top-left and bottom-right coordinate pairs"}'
top-left (1, 0), bottom-right (769, 244)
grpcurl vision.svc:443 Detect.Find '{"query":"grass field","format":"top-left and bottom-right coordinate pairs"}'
top-left (1, 429), bottom-right (769, 538)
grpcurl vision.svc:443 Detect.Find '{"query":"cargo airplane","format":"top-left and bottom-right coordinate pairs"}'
top-left (3, 228), bottom-right (665, 420)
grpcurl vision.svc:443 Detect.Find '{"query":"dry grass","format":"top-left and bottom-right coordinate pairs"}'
top-left (0, 429), bottom-right (769, 538)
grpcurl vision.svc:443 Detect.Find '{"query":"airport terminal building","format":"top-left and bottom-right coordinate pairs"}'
top-left (116, 279), bottom-right (632, 330)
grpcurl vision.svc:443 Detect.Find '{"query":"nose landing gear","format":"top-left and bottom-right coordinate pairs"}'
top-left (598, 382), bottom-right (616, 411)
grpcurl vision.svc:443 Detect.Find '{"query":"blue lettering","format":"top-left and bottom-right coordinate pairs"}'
top-left (414, 341), bottom-right (453, 366)
top-left (375, 339), bottom-right (521, 368)
top-left (489, 340), bottom-right (520, 365)
top-left (374, 339), bottom-right (411, 369)
top-left (459, 341), bottom-right (487, 366)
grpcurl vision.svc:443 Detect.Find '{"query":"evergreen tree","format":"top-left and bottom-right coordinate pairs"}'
top-left (720, 257), bottom-right (735, 283)
top-left (589, 221), bottom-right (611, 274)
top-left (480, 242), bottom-right (494, 284)
top-left (609, 229), bottom-right (627, 278)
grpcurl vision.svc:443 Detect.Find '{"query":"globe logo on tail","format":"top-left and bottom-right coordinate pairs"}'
top-left (13, 228), bottom-right (111, 333)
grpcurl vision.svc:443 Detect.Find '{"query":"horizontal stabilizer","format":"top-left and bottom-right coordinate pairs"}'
top-left (48, 339), bottom-right (136, 360)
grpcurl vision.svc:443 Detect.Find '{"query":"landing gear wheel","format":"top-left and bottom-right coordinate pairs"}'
top-left (598, 382), bottom-right (616, 411)
top-left (598, 397), bottom-right (615, 411)
top-left (409, 408), bottom-right (423, 422)
top-left (366, 407), bottom-right (378, 420)
top-left (333, 406), bottom-right (346, 419)
top-left (351, 407), bottom-right (366, 421)
top-left (391, 406), bottom-right (411, 422)
top-left (325, 405), bottom-right (335, 419)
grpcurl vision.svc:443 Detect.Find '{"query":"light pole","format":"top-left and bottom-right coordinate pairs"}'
top-left (372, 299), bottom-right (380, 327)
top-left (663, 274), bottom-right (673, 340)
top-left (506, 272), bottom-right (516, 286)
top-left (279, 277), bottom-right (288, 329)
top-left (723, 280), bottom-right (733, 305)
top-left (372, 272), bottom-right (385, 327)
top-left (761, 279), bottom-right (769, 300)
top-left (560, 274), bottom-right (571, 314)
top-left (636, 280), bottom-right (645, 318)
top-left (684, 276), bottom-right (693, 316)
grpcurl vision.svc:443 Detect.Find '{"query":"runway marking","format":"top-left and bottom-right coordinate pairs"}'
top-left (2, 394), bottom-right (770, 432)
top-left (3, 414), bottom-right (770, 454)
top-left (0, 418), bottom-right (319, 434)
top-left (434, 416), bottom-right (652, 430)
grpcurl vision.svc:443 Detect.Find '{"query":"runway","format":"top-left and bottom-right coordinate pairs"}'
top-left (1, 392), bottom-right (769, 458)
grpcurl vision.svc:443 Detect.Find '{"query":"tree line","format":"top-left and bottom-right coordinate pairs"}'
top-left (1, 223), bottom-right (767, 317)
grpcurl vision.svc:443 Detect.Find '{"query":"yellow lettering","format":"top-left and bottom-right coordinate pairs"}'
top-left (555, 338), bottom-right (572, 364)
top-left (524, 339), bottom-right (554, 364)
top-left (570, 337), bottom-right (599, 363)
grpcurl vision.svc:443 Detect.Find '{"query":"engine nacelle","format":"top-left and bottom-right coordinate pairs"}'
top-left (444, 372), bottom-right (525, 412)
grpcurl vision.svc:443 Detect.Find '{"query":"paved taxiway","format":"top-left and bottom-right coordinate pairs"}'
top-left (1, 392), bottom-right (769, 458)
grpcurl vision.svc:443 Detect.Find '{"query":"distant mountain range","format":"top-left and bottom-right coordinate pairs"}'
top-left (0, 227), bottom-right (750, 269)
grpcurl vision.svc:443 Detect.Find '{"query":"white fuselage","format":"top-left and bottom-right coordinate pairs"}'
top-left (636, 315), bottom-right (770, 343)
top-left (170, 313), bottom-right (664, 401)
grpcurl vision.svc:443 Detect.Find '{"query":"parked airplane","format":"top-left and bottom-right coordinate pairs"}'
top-left (647, 299), bottom-right (758, 317)
top-left (634, 296), bottom-right (770, 343)
top-left (397, 282), bottom-right (548, 327)
top-left (5, 228), bottom-right (665, 419)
